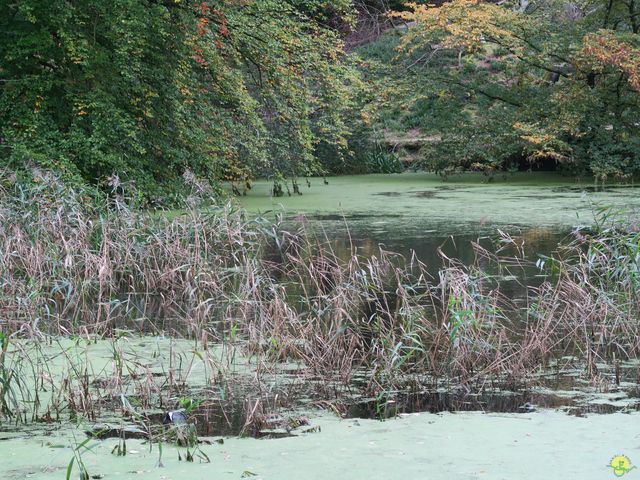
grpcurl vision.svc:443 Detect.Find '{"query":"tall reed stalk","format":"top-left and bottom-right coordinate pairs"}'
top-left (1, 170), bottom-right (639, 424)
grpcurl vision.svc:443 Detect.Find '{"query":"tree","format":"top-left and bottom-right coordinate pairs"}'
top-left (0, 0), bottom-right (368, 203)
top-left (365, 0), bottom-right (640, 178)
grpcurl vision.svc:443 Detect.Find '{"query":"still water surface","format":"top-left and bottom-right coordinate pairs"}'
top-left (235, 172), bottom-right (640, 278)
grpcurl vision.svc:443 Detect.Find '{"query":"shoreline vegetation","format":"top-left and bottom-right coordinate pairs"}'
top-left (2, 1), bottom-right (639, 205)
top-left (1, 0), bottom-right (639, 477)
top-left (1, 171), bottom-right (639, 437)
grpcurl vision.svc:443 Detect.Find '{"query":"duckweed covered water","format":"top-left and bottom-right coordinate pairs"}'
top-left (3, 410), bottom-right (639, 480)
top-left (3, 173), bottom-right (640, 478)
top-left (235, 172), bottom-right (640, 235)
top-left (233, 172), bottom-right (640, 288)
top-left (233, 171), bottom-right (640, 304)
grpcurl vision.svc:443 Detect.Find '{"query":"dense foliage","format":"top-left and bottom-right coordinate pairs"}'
top-left (0, 0), bottom-right (369, 203)
top-left (359, 0), bottom-right (640, 179)
top-left (3, 0), bottom-right (640, 199)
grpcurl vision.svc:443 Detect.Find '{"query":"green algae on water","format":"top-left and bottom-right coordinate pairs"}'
top-left (2, 410), bottom-right (638, 480)
top-left (232, 172), bottom-right (640, 230)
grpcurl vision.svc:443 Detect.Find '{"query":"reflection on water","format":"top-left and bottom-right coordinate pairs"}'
top-left (347, 388), bottom-right (640, 420)
top-left (136, 373), bottom-right (640, 437)
top-left (280, 214), bottom-right (572, 300)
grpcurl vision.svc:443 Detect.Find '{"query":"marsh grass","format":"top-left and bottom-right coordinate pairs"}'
top-left (1, 170), bottom-right (639, 430)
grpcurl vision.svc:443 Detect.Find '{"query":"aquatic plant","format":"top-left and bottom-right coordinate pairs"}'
top-left (66, 433), bottom-right (97, 480)
top-left (1, 170), bottom-right (639, 429)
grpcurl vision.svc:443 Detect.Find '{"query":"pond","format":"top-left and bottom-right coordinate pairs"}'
top-left (234, 171), bottom-right (640, 300)
top-left (3, 172), bottom-right (640, 480)
top-left (1, 332), bottom-right (638, 480)
top-left (3, 409), bottom-right (640, 480)
top-left (234, 171), bottom-right (640, 263)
